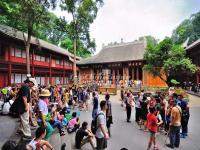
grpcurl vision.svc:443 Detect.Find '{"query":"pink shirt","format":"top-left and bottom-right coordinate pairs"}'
top-left (68, 118), bottom-right (77, 129)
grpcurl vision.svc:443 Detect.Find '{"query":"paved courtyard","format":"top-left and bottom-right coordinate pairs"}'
top-left (69, 91), bottom-right (200, 150)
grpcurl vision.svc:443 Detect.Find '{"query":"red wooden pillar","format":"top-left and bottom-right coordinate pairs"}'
top-left (196, 73), bottom-right (199, 84)
top-left (31, 49), bottom-right (35, 77)
top-left (45, 74), bottom-right (48, 85)
top-left (136, 66), bottom-right (139, 80)
top-left (8, 46), bottom-right (12, 85)
top-left (49, 55), bottom-right (52, 85)
top-left (63, 59), bottom-right (65, 85)
top-left (112, 69), bottom-right (115, 84)
top-left (132, 66), bottom-right (134, 80)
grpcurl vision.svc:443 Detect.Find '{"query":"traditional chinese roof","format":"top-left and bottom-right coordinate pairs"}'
top-left (0, 24), bottom-right (80, 60)
top-left (78, 40), bottom-right (146, 65)
top-left (186, 38), bottom-right (200, 50)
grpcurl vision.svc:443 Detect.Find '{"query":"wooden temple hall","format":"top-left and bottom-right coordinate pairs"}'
top-left (78, 40), bottom-right (166, 87)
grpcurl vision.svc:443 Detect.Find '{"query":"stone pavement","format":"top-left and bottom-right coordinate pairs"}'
top-left (0, 116), bottom-right (71, 150)
top-left (68, 91), bottom-right (200, 150)
top-left (0, 116), bottom-right (19, 148)
top-left (1, 92), bottom-right (200, 150)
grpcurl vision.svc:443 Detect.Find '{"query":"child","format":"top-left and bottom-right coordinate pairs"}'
top-left (67, 112), bottom-right (80, 133)
top-left (26, 126), bottom-right (54, 150)
top-left (147, 107), bottom-right (162, 150)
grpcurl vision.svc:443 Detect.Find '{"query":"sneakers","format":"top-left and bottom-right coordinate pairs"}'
top-left (165, 144), bottom-right (174, 149)
top-left (60, 131), bottom-right (66, 136)
top-left (22, 135), bottom-right (32, 140)
top-left (153, 145), bottom-right (159, 150)
top-left (180, 134), bottom-right (186, 138)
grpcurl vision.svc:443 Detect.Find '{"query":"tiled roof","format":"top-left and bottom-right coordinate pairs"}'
top-left (186, 38), bottom-right (200, 50)
top-left (0, 24), bottom-right (76, 58)
top-left (78, 40), bottom-right (146, 65)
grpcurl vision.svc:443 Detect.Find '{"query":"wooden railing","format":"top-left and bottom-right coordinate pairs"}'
top-left (98, 87), bottom-right (117, 95)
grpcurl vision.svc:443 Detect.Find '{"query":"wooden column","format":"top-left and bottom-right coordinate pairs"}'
top-left (45, 74), bottom-right (48, 85)
top-left (136, 67), bottom-right (139, 80)
top-left (126, 67), bottom-right (129, 80)
top-left (117, 69), bottom-right (120, 83)
top-left (196, 73), bottom-right (200, 84)
top-left (49, 55), bottom-right (52, 85)
top-left (123, 67), bottom-right (125, 81)
top-left (31, 49), bottom-right (35, 77)
top-left (96, 70), bottom-right (99, 82)
top-left (8, 46), bottom-right (11, 85)
top-left (63, 59), bottom-right (65, 85)
top-left (132, 66), bottom-right (134, 80)
top-left (112, 69), bottom-right (115, 84)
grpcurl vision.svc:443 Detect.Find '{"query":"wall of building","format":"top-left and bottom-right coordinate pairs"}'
top-left (143, 70), bottom-right (167, 87)
top-left (0, 40), bottom-right (74, 87)
top-left (79, 68), bottom-right (93, 83)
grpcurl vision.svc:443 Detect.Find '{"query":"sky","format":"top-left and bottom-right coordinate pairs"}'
top-left (53, 0), bottom-right (200, 54)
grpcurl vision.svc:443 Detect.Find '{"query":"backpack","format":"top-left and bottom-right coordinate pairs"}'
top-left (2, 100), bottom-right (13, 115)
top-left (182, 110), bottom-right (190, 122)
top-left (91, 113), bottom-right (104, 134)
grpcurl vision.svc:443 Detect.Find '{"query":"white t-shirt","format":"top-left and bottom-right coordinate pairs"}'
top-left (95, 111), bottom-right (106, 138)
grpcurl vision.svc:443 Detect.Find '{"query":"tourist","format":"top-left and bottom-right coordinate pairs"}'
top-left (63, 89), bottom-right (70, 105)
top-left (166, 98), bottom-right (182, 149)
top-left (50, 105), bottom-right (65, 136)
top-left (140, 96), bottom-right (148, 131)
top-left (75, 121), bottom-right (95, 149)
top-left (85, 89), bottom-right (90, 111)
top-left (26, 126), bottom-right (54, 150)
top-left (125, 92), bottom-right (134, 122)
top-left (179, 95), bottom-right (190, 138)
top-left (134, 93), bottom-right (141, 123)
top-left (105, 94), bottom-right (113, 137)
top-left (92, 91), bottom-right (99, 120)
top-left (96, 100), bottom-right (109, 150)
top-left (147, 107), bottom-right (161, 150)
top-left (16, 78), bottom-right (36, 139)
top-left (29, 87), bottom-right (38, 127)
top-left (67, 112), bottom-right (80, 133)
top-left (36, 89), bottom-right (54, 139)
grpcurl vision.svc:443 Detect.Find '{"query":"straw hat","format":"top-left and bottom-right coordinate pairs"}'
top-left (39, 89), bottom-right (51, 97)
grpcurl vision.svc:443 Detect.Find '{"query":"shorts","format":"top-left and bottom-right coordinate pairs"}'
top-left (106, 116), bottom-right (113, 128)
top-left (149, 130), bottom-right (156, 138)
top-left (96, 137), bottom-right (107, 150)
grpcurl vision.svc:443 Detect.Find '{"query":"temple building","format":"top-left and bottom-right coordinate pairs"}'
top-left (186, 39), bottom-right (200, 84)
top-left (78, 39), bottom-right (167, 87)
top-left (0, 24), bottom-right (79, 88)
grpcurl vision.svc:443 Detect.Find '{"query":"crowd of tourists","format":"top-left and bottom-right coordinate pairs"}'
top-left (0, 76), bottom-right (192, 150)
top-left (0, 77), bottom-right (114, 150)
top-left (121, 87), bottom-right (190, 150)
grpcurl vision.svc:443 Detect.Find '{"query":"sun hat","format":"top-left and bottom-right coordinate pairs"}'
top-left (24, 77), bottom-right (37, 87)
top-left (39, 89), bottom-right (51, 97)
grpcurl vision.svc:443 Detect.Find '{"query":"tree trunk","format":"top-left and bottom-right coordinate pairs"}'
top-left (26, 43), bottom-right (31, 75)
top-left (23, 28), bottom-right (32, 76)
top-left (73, 38), bottom-right (77, 85)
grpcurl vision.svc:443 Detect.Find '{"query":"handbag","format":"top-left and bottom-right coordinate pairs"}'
top-left (10, 96), bottom-right (25, 115)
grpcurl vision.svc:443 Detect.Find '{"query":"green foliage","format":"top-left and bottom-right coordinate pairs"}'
top-left (60, 38), bottom-right (73, 52)
top-left (60, 0), bottom-right (103, 57)
top-left (144, 37), bottom-right (196, 85)
top-left (172, 11), bottom-right (200, 45)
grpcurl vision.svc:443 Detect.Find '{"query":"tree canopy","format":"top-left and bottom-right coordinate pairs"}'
top-left (172, 11), bottom-right (200, 45)
top-left (60, 0), bottom-right (104, 57)
top-left (0, 0), bottom-right (57, 74)
top-left (0, 0), bottom-right (103, 58)
top-left (143, 37), bottom-right (196, 86)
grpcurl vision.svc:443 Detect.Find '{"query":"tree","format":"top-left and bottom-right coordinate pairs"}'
top-left (36, 12), bottom-right (67, 45)
top-left (60, 0), bottom-right (104, 83)
top-left (0, 0), bottom-right (56, 75)
top-left (172, 11), bottom-right (200, 45)
top-left (143, 37), bottom-right (196, 86)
